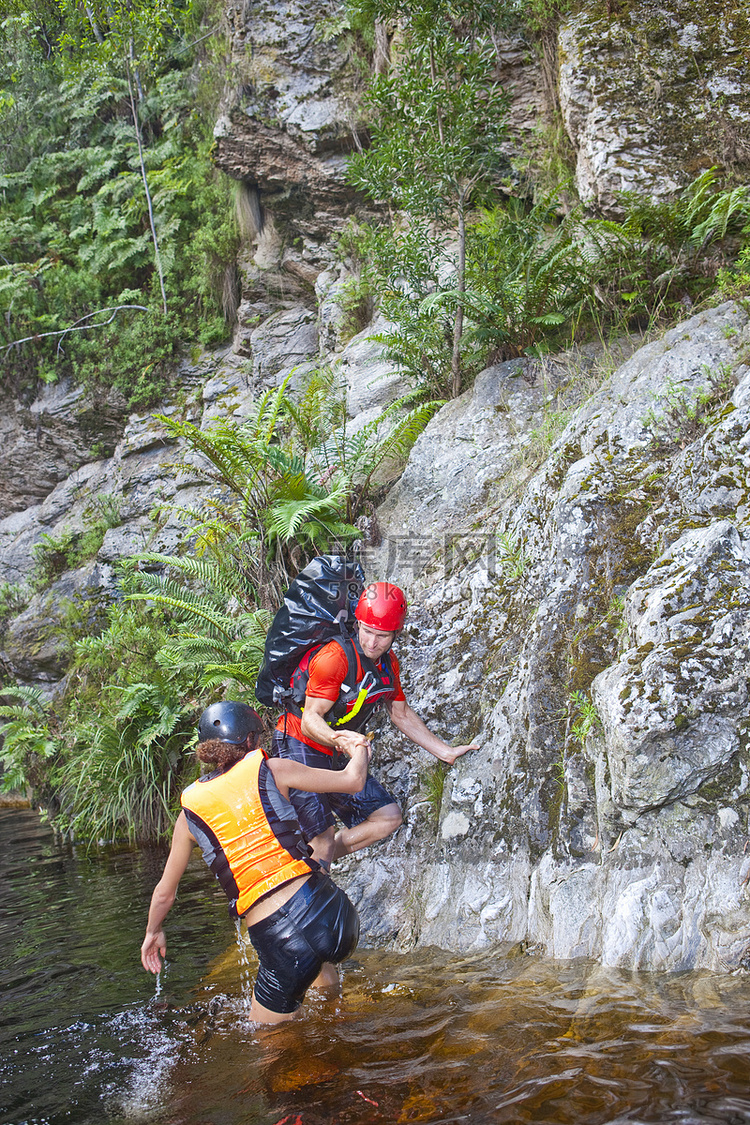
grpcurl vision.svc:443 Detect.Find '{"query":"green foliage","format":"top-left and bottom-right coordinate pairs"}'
top-left (335, 276), bottom-right (374, 343)
top-left (451, 196), bottom-right (587, 362)
top-left (0, 685), bottom-right (58, 795)
top-left (56, 675), bottom-right (198, 843)
top-left (356, 165), bottom-right (750, 398)
top-left (0, 582), bottom-right (30, 631)
top-left (418, 760), bottom-right (448, 826)
top-left (9, 363), bottom-right (444, 842)
top-left (496, 532), bottom-right (529, 580)
top-left (0, 1), bottom-right (237, 403)
top-left (346, 19), bottom-right (510, 396)
top-left (346, 0), bottom-right (513, 38)
top-left (584, 169), bottom-right (750, 324)
top-left (126, 552), bottom-right (271, 695)
top-left (354, 217), bottom-right (457, 395)
top-left (289, 371), bottom-right (445, 522)
top-left (30, 494), bottom-right (121, 590)
top-left (348, 36), bottom-right (507, 217)
top-left (642, 364), bottom-right (736, 452)
top-left (567, 690), bottom-right (602, 747)
top-left (155, 377), bottom-right (361, 592)
top-left (40, 600), bottom-right (199, 841)
top-left (524, 401), bottom-right (573, 470)
top-left (717, 243), bottom-right (750, 301)
top-left (523, 0), bottom-right (573, 32)
top-left (157, 371), bottom-right (442, 574)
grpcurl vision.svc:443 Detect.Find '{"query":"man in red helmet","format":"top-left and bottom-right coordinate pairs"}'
top-left (272, 581), bottom-right (478, 869)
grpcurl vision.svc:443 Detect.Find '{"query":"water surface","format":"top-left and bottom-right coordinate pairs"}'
top-left (2, 808), bottom-right (750, 1125)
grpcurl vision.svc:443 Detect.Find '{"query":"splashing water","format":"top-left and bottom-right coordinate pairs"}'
top-left (234, 916), bottom-right (256, 1013)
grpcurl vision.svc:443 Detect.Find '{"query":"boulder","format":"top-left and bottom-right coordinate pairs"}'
top-left (341, 301), bottom-right (750, 971)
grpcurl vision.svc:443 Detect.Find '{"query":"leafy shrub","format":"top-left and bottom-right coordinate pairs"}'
top-left (0, 582), bottom-right (30, 630)
top-left (30, 494), bottom-right (121, 590)
top-left (0, 686), bottom-right (58, 796)
top-left (642, 364), bottom-right (736, 452)
top-left (584, 169), bottom-right (750, 323)
top-left (55, 677), bottom-right (197, 843)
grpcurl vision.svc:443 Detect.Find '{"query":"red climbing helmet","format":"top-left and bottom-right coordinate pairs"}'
top-left (355, 581), bottom-right (407, 632)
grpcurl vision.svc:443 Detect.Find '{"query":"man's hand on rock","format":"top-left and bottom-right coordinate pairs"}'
top-left (438, 743), bottom-right (479, 766)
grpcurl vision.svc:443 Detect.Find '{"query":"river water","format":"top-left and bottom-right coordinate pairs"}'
top-left (3, 806), bottom-right (750, 1125)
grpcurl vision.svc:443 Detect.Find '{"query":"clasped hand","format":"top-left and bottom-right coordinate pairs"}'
top-left (330, 730), bottom-right (372, 761)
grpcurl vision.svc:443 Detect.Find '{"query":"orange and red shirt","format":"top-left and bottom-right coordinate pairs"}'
top-left (275, 639), bottom-right (405, 754)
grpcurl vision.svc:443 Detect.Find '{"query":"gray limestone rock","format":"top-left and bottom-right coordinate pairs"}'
top-left (0, 562), bottom-right (107, 683)
top-left (335, 315), bottom-right (411, 421)
top-left (0, 378), bottom-right (126, 521)
top-left (558, 0), bottom-right (750, 212)
top-left (214, 0), bottom-right (364, 234)
top-left (248, 306), bottom-right (320, 386)
top-left (341, 300), bottom-right (750, 971)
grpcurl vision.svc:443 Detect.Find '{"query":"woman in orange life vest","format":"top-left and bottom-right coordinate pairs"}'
top-left (273, 581), bottom-right (478, 870)
top-left (140, 701), bottom-right (370, 1025)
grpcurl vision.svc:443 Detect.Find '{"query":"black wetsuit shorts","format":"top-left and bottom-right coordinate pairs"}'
top-left (247, 870), bottom-right (360, 1014)
top-left (271, 730), bottom-right (398, 841)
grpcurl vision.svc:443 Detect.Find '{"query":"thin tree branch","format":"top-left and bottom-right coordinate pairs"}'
top-left (85, 4), bottom-right (105, 44)
top-left (3, 305), bottom-right (149, 357)
top-left (126, 58), bottom-right (168, 317)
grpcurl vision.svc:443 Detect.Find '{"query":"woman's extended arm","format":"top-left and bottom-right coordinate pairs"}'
top-left (140, 812), bottom-right (196, 974)
top-left (268, 739), bottom-right (370, 797)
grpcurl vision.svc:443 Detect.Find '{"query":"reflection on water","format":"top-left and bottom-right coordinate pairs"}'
top-left (3, 808), bottom-right (750, 1125)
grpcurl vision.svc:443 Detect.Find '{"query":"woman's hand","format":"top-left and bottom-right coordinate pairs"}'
top-left (141, 929), bottom-right (167, 974)
top-left (330, 730), bottom-right (372, 761)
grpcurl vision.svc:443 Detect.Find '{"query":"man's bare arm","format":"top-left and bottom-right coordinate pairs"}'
top-left (300, 695), bottom-right (371, 755)
top-left (387, 700), bottom-right (478, 765)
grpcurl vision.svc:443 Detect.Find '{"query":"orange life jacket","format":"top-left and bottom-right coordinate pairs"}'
top-left (180, 750), bottom-right (316, 918)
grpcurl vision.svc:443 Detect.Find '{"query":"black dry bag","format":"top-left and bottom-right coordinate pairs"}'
top-left (255, 555), bottom-right (365, 709)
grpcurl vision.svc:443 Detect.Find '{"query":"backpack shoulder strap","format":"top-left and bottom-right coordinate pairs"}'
top-left (329, 623), bottom-right (361, 693)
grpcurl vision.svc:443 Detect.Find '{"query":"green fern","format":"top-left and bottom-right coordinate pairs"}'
top-left (0, 686), bottom-right (58, 794)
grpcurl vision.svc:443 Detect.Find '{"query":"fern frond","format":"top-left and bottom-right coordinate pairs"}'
top-left (133, 553), bottom-right (253, 602)
top-left (128, 589), bottom-right (237, 638)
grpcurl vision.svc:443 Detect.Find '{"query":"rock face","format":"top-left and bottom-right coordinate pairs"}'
top-left (558, 0), bottom-right (750, 211)
top-left (215, 0), bottom-right (365, 236)
top-left (342, 301), bottom-right (750, 972)
top-left (0, 378), bottom-right (126, 520)
top-left (4, 292), bottom-right (750, 972)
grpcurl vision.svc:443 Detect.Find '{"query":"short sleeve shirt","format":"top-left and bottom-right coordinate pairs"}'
top-left (275, 639), bottom-right (405, 750)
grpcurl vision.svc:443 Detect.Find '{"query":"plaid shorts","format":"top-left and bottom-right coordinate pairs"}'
top-left (271, 729), bottom-right (398, 841)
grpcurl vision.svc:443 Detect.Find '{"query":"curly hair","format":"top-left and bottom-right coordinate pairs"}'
top-left (195, 738), bottom-right (250, 770)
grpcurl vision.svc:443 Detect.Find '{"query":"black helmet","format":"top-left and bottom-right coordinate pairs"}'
top-left (198, 701), bottom-right (262, 746)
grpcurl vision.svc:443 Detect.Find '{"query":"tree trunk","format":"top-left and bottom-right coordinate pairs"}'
top-left (373, 20), bottom-right (391, 76)
top-left (85, 5), bottom-right (104, 44)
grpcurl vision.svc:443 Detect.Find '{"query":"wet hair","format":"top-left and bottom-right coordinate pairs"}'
top-left (196, 736), bottom-right (254, 771)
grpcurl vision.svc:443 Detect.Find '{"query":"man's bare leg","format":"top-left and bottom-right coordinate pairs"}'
top-left (332, 802), bottom-right (403, 860)
top-left (305, 808), bottom-right (402, 987)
